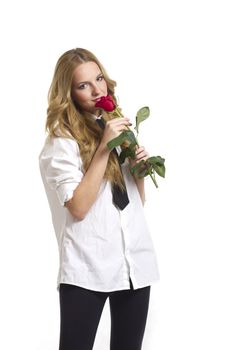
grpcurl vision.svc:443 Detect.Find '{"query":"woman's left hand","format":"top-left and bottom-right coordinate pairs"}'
top-left (129, 145), bottom-right (149, 169)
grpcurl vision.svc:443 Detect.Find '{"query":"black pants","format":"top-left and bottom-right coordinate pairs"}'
top-left (59, 279), bottom-right (151, 350)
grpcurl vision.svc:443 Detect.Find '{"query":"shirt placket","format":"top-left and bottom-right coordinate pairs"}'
top-left (119, 210), bottom-right (133, 287)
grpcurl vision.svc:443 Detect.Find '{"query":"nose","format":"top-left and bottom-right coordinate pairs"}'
top-left (91, 83), bottom-right (101, 96)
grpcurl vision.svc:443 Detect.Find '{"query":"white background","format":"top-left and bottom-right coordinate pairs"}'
top-left (0, 0), bottom-right (232, 349)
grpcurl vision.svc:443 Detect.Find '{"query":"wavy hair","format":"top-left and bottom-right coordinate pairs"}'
top-left (46, 48), bottom-right (128, 190)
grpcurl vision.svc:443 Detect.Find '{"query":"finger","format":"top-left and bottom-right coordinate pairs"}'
top-left (136, 147), bottom-right (149, 157)
top-left (114, 121), bottom-right (132, 133)
top-left (135, 146), bottom-right (145, 153)
top-left (136, 149), bottom-right (148, 158)
top-left (135, 151), bottom-right (149, 162)
top-left (108, 118), bottom-right (131, 126)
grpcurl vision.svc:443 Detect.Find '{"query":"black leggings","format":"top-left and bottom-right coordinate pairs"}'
top-left (59, 279), bottom-right (151, 350)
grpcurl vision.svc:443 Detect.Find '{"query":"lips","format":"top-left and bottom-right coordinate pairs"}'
top-left (94, 97), bottom-right (103, 102)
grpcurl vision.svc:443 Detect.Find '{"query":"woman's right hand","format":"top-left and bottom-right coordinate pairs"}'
top-left (100, 117), bottom-right (132, 151)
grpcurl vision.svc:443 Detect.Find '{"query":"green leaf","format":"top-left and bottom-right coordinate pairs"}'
top-left (130, 156), bottom-right (166, 181)
top-left (154, 164), bottom-right (166, 178)
top-left (130, 160), bottom-right (146, 176)
top-left (137, 165), bottom-right (151, 178)
top-left (126, 130), bottom-right (137, 147)
top-left (107, 131), bottom-right (130, 150)
top-left (119, 147), bottom-right (136, 164)
top-left (135, 107), bottom-right (150, 134)
top-left (107, 130), bottom-right (137, 151)
top-left (130, 160), bottom-right (151, 178)
top-left (147, 156), bottom-right (165, 165)
top-left (147, 156), bottom-right (166, 178)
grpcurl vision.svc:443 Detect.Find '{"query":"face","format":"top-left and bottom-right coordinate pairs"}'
top-left (71, 61), bottom-right (108, 114)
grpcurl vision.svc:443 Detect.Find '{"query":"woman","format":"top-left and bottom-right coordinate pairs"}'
top-left (39, 48), bottom-right (160, 350)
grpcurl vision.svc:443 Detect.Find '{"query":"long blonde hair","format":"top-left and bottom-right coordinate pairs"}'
top-left (46, 48), bottom-right (127, 190)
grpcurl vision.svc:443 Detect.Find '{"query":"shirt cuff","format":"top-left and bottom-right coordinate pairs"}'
top-left (57, 182), bottom-right (80, 206)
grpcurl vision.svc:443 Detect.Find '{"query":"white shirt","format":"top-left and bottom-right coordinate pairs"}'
top-left (39, 127), bottom-right (160, 292)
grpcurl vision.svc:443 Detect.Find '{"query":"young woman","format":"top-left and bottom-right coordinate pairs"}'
top-left (39, 48), bottom-right (160, 350)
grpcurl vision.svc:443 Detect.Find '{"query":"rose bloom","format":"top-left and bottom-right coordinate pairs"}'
top-left (95, 95), bottom-right (116, 112)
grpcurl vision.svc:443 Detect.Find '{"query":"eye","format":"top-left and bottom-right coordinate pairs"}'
top-left (78, 83), bottom-right (88, 90)
top-left (97, 74), bottom-right (104, 81)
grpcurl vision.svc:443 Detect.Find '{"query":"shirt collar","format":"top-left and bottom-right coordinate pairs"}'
top-left (91, 114), bottom-right (103, 120)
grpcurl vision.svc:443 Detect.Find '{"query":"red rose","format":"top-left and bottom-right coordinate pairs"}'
top-left (95, 95), bottom-right (116, 112)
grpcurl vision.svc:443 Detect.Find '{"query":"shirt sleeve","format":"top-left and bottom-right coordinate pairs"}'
top-left (39, 136), bottom-right (84, 206)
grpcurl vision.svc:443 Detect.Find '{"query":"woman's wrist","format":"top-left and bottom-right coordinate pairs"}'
top-left (98, 141), bottom-right (111, 156)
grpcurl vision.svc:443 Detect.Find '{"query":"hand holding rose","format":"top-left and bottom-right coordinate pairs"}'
top-left (100, 117), bottom-right (132, 151)
top-left (129, 145), bottom-right (149, 169)
top-left (95, 95), bottom-right (165, 188)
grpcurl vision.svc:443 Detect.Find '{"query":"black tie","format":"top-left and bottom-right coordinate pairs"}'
top-left (96, 117), bottom-right (130, 210)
